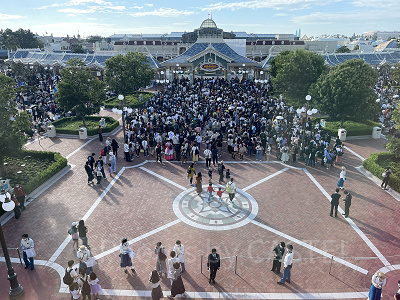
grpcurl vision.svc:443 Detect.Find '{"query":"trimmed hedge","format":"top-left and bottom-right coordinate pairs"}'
top-left (103, 92), bottom-right (153, 109)
top-left (51, 116), bottom-right (119, 136)
top-left (0, 150), bottom-right (67, 216)
top-left (312, 118), bottom-right (380, 136)
top-left (363, 152), bottom-right (400, 192)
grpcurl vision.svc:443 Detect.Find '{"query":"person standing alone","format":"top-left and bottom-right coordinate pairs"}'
top-left (207, 248), bottom-right (220, 284)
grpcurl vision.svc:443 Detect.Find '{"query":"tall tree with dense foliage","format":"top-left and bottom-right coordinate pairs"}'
top-left (336, 46), bottom-right (351, 53)
top-left (310, 59), bottom-right (379, 126)
top-left (55, 58), bottom-right (106, 127)
top-left (104, 52), bottom-right (155, 95)
top-left (0, 28), bottom-right (43, 50)
top-left (0, 74), bottom-right (30, 173)
top-left (270, 49), bottom-right (327, 105)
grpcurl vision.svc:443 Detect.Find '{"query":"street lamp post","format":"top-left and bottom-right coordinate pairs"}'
top-left (0, 190), bottom-right (24, 299)
top-left (118, 95), bottom-right (126, 142)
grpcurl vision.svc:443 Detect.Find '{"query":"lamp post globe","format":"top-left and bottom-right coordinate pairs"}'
top-left (0, 190), bottom-right (24, 298)
top-left (305, 95), bottom-right (311, 101)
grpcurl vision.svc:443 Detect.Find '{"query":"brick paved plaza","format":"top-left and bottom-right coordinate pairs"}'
top-left (1, 112), bottom-right (400, 300)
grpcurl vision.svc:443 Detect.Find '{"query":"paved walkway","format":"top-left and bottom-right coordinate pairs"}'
top-left (1, 129), bottom-right (399, 300)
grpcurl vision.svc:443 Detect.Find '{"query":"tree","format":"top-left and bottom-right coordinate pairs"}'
top-left (353, 44), bottom-right (359, 51)
top-left (86, 35), bottom-right (103, 43)
top-left (0, 28), bottom-right (43, 50)
top-left (310, 59), bottom-right (379, 127)
top-left (55, 58), bottom-right (106, 127)
top-left (270, 49), bottom-right (327, 105)
top-left (336, 46), bottom-right (351, 53)
top-left (104, 52), bottom-right (155, 95)
top-left (392, 63), bottom-right (400, 84)
top-left (72, 45), bottom-right (85, 53)
top-left (0, 74), bottom-right (30, 173)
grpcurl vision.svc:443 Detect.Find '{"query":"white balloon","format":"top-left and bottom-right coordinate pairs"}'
top-left (307, 110), bottom-right (313, 115)
top-left (305, 95), bottom-right (312, 101)
top-left (112, 107), bottom-right (117, 113)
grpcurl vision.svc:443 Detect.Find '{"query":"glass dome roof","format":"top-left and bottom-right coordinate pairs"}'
top-left (200, 18), bottom-right (217, 29)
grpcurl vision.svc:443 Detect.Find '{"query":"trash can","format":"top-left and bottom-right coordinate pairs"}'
top-left (47, 125), bottom-right (56, 137)
top-left (79, 127), bottom-right (87, 140)
top-left (372, 127), bottom-right (382, 139)
top-left (338, 128), bottom-right (347, 141)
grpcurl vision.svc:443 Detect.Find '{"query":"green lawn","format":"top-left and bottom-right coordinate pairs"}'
top-left (51, 116), bottom-right (119, 135)
top-left (312, 118), bottom-right (380, 136)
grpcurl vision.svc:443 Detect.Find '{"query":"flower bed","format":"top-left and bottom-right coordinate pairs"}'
top-left (0, 150), bottom-right (67, 216)
top-left (51, 116), bottom-right (119, 135)
top-left (103, 92), bottom-right (153, 109)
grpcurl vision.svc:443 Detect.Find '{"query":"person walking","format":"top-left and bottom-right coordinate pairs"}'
top-left (155, 242), bottom-right (167, 276)
top-left (207, 248), bottom-right (220, 284)
top-left (218, 161), bottom-right (225, 184)
top-left (271, 242), bottom-right (285, 274)
top-left (111, 139), bottom-right (119, 157)
top-left (169, 263), bottom-right (186, 299)
top-left (156, 143), bottom-right (163, 164)
top-left (13, 184), bottom-right (26, 211)
top-left (337, 166), bottom-right (346, 190)
top-left (226, 178), bottom-right (237, 203)
top-left (124, 142), bottom-right (131, 162)
top-left (98, 125), bottom-right (103, 142)
top-left (77, 245), bottom-right (93, 275)
top-left (342, 190), bottom-right (352, 218)
top-left (173, 240), bottom-right (185, 272)
top-left (109, 152), bottom-right (117, 173)
top-left (207, 183), bottom-right (215, 202)
top-left (68, 222), bottom-right (79, 250)
top-left (196, 172), bottom-right (203, 195)
top-left (381, 167), bottom-right (391, 190)
top-left (187, 163), bottom-right (196, 185)
top-left (85, 162), bottom-right (94, 185)
top-left (167, 251), bottom-right (180, 286)
top-left (368, 271), bottom-right (386, 300)
top-left (330, 188), bottom-right (341, 218)
top-left (277, 244), bottom-right (294, 284)
top-left (204, 148), bottom-right (212, 168)
top-left (119, 238), bottom-right (135, 273)
top-left (149, 270), bottom-right (163, 300)
top-left (79, 267), bottom-right (92, 300)
top-left (21, 234), bottom-right (35, 270)
top-left (89, 272), bottom-right (102, 300)
top-left (191, 144), bottom-right (199, 164)
top-left (77, 220), bottom-right (89, 248)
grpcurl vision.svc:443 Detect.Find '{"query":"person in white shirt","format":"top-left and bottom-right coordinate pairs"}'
top-left (21, 234), bottom-right (35, 270)
top-left (142, 139), bottom-right (149, 157)
top-left (226, 178), bottom-right (237, 203)
top-left (173, 240), bottom-right (185, 272)
top-left (204, 148), bottom-right (212, 168)
top-left (277, 244), bottom-right (293, 284)
top-left (66, 259), bottom-right (79, 283)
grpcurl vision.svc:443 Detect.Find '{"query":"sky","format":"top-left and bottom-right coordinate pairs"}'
top-left (0, 0), bottom-right (399, 38)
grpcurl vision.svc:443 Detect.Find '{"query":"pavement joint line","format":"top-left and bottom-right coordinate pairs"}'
top-left (242, 168), bottom-right (289, 192)
top-left (93, 219), bottom-right (182, 260)
top-left (66, 137), bottom-right (95, 159)
top-left (343, 145), bottom-right (365, 161)
top-left (24, 134), bottom-right (48, 146)
top-left (124, 160), bottom-right (149, 169)
top-left (0, 164), bottom-right (75, 226)
top-left (139, 166), bottom-right (187, 190)
top-left (2, 256), bottom-right (371, 299)
top-left (48, 166), bottom-right (125, 263)
top-left (355, 166), bottom-right (400, 202)
top-left (303, 168), bottom-right (392, 268)
top-left (251, 220), bottom-right (368, 274)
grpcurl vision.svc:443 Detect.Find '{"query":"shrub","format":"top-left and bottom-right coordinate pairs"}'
top-left (312, 118), bottom-right (377, 136)
top-left (0, 150), bottom-right (67, 216)
top-left (363, 152), bottom-right (400, 192)
top-left (103, 92), bottom-right (153, 109)
top-left (51, 116), bottom-right (119, 135)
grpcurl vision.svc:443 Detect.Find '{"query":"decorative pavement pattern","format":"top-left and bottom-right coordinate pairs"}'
top-left (1, 116), bottom-right (400, 300)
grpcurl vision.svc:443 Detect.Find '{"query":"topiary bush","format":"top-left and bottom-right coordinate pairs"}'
top-left (312, 118), bottom-right (378, 136)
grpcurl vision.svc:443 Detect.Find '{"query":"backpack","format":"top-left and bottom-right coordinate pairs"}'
top-left (81, 276), bottom-right (91, 295)
top-left (100, 149), bottom-right (105, 156)
top-left (63, 268), bottom-right (73, 285)
top-left (187, 167), bottom-right (191, 175)
top-left (195, 148), bottom-right (199, 155)
top-left (226, 183), bottom-right (232, 193)
top-left (158, 249), bottom-right (167, 261)
top-left (68, 228), bottom-right (74, 235)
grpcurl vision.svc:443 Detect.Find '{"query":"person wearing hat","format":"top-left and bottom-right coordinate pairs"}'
top-left (69, 222), bottom-right (79, 250)
top-left (368, 271), bottom-right (386, 300)
top-left (271, 242), bottom-right (285, 274)
top-left (119, 238), bottom-right (135, 273)
top-left (277, 244), bottom-right (294, 284)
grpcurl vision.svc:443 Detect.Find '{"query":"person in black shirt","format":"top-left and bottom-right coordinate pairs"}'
top-left (330, 188), bottom-right (341, 217)
top-left (207, 248), bottom-right (220, 284)
top-left (271, 242), bottom-right (285, 274)
top-left (342, 190), bottom-right (352, 218)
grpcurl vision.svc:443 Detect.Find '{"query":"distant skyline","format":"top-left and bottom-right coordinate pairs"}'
top-left (0, 0), bottom-right (399, 38)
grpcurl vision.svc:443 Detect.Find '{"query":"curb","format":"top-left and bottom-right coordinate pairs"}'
top-left (50, 125), bottom-right (122, 140)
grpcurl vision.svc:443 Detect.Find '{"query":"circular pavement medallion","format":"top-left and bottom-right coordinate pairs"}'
top-left (173, 185), bottom-right (258, 230)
